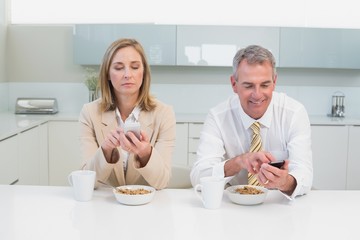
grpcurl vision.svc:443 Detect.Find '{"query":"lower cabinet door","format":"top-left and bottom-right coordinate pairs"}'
top-left (0, 135), bottom-right (18, 184)
top-left (173, 123), bottom-right (188, 167)
top-left (48, 121), bottom-right (81, 186)
top-left (347, 126), bottom-right (360, 190)
top-left (311, 125), bottom-right (348, 190)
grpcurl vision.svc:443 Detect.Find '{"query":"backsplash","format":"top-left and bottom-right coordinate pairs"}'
top-left (0, 83), bottom-right (8, 111)
top-left (7, 83), bottom-right (88, 114)
top-left (5, 82), bottom-right (360, 118)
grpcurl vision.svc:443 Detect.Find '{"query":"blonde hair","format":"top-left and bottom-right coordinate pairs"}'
top-left (98, 38), bottom-right (156, 112)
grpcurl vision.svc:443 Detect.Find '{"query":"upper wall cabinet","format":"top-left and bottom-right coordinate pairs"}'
top-left (176, 25), bottom-right (280, 67)
top-left (279, 27), bottom-right (360, 69)
top-left (73, 24), bottom-right (176, 65)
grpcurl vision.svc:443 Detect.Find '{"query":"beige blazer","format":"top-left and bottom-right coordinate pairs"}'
top-left (79, 99), bottom-right (176, 190)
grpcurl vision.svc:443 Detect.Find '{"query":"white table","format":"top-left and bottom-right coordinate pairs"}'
top-left (0, 185), bottom-right (358, 240)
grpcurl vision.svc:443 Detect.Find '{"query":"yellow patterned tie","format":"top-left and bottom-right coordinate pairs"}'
top-left (248, 122), bottom-right (262, 186)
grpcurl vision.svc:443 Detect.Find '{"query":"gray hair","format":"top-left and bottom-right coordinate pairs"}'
top-left (232, 45), bottom-right (277, 80)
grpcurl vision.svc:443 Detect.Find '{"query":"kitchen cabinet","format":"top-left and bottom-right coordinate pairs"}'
top-left (279, 27), bottom-right (360, 69)
top-left (173, 123), bottom-right (188, 167)
top-left (0, 134), bottom-right (18, 184)
top-left (17, 124), bottom-right (48, 185)
top-left (73, 24), bottom-right (176, 65)
top-left (311, 125), bottom-right (348, 190)
top-left (48, 121), bottom-right (81, 186)
top-left (38, 123), bottom-right (49, 184)
top-left (177, 25), bottom-right (280, 66)
top-left (73, 24), bottom-right (360, 69)
top-left (346, 126), bottom-right (360, 190)
top-left (188, 123), bottom-right (203, 166)
top-left (173, 122), bottom-right (203, 167)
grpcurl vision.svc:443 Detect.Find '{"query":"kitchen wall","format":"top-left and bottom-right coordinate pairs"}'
top-left (0, 0), bottom-right (8, 111)
top-left (0, 83), bottom-right (7, 111)
top-left (0, 1), bottom-right (5, 83)
top-left (5, 24), bottom-right (360, 117)
top-left (0, 0), bottom-right (5, 83)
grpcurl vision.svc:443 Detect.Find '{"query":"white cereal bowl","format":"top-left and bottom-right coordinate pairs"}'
top-left (113, 185), bottom-right (155, 206)
top-left (226, 185), bottom-right (268, 205)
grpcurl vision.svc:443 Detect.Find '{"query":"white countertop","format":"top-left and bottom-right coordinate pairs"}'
top-left (309, 114), bottom-right (360, 125)
top-left (1, 111), bottom-right (360, 141)
top-left (0, 185), bottom-right (358, 240)
top-left (0, 111), bottom-right (79, 140)
top-left (175, 113), bottom-right (207, 123)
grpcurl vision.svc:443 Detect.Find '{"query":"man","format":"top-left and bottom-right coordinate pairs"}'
top-left (190, 45), bottom-right (312, 199)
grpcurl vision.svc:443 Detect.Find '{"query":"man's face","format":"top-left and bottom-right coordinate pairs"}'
top-left (231, 60), bottom-right (277, 119)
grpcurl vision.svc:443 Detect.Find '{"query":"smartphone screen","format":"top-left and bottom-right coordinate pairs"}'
top-left (269, 161), bottom-right (285, 168)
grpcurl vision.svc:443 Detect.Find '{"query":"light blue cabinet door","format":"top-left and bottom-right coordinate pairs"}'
top-left (279, 27), bottom-right (360, 69)
top-left (177, 25), bottom-right (280, 67)
top-left (73, 24), bottom-right (176, 65)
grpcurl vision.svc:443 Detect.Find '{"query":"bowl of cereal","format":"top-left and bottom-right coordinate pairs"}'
top-left (226, 185), bottom-right (268, 205)
top-left (113, 185), bottom-right (155, 205)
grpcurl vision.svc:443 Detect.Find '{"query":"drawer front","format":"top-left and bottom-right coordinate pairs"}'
top-left (188, 138), bottom-right (200, 153)
top-left (188, 123), bottom-right (203, 138)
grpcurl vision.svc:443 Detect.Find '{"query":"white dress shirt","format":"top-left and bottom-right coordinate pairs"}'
top-left (190, 92), bottom-right (313, 199)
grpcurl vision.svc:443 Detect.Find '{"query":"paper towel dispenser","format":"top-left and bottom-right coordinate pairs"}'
top-left (15, 98), bottom-right (58, 114)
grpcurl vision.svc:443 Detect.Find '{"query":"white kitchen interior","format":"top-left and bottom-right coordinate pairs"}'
top-left (1, 0), bottom-right (360, 191)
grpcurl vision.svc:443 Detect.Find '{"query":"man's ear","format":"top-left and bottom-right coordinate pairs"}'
top-left (273, 74), bottom-right (278, 85)
top-left (230, 75), bottom-right (237, 93)
top-left (230, 75), bottom-right (236, 87)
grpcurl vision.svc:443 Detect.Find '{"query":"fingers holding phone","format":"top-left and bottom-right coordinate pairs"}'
top-left (124, 122), bottom-right (141, 143)
top-left (121, 122), bottom-right (152, 164)
top-left (259, 159), bottom-right (290, 188)
top-left (259, 149), bottom-right (289, 186)
top-left (269, 150), bottom-right (288, 169)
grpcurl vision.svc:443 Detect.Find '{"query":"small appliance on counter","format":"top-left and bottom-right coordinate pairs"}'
top-left (15, 98), bottom-right (58, 114)
top-left (329, 91), bottom-right (345, 117)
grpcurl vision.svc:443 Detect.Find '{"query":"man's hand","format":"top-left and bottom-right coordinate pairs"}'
top-left (224, 151), bottom-right (273, 177)
top-left (258, 160), bottom-right (297, 196)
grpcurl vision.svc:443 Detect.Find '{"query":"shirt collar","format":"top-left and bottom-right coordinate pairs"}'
top-left (115, 108), bottom-right (121, 126)
top-left (115, 106), bottom-right (141, 126)
top-left (130, 106), bottom-right (141, 122)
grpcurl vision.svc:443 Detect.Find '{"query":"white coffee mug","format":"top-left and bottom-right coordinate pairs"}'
top-left (68, 170), bottom-right (96, 202)
top-left (194, 176), bottom-right (225, 209)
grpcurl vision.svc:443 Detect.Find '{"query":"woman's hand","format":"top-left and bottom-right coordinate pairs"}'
top-left (101, 127), bottom-right (122, 163)
top-left (120, 129), bottom-right (152, 167)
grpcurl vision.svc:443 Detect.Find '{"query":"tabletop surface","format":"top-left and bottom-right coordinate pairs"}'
top-left (0, 185), bottom-right (359, 240)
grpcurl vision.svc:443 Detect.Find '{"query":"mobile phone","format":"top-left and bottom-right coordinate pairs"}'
top-left (269, 160), bottom-right (285, 169)
top-left (124, 122), bottom-right (141, 141)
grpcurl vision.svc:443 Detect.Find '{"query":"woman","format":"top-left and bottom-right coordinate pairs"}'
top-left (79, 38), bottom-right (176, 190)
